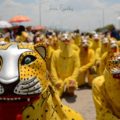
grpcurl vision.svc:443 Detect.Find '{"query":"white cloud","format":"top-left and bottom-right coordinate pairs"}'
top-left (0, 0), bottom-right (120, 31)
top-left (0, 0), bottom-right (39, 25)
top-left (41, 0), bottom-right (120, 31)
top-left (4, 0), bottom-right (20, 6)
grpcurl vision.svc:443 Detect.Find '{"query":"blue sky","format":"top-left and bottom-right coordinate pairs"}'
top-left (106, 0), bottom-right (120, 4)
top-left (0, 0), bottom-right (120, 31)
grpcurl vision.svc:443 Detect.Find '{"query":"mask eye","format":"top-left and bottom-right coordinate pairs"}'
top-left (112, 60), bottom-right (119, 64)
top-left (21, 55), bottom-right (36, 65)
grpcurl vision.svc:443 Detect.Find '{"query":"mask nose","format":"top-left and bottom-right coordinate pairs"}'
top-left (0, 58), bottom-right (19, 84)
top-left (0, 44), bottom-right (32, 84)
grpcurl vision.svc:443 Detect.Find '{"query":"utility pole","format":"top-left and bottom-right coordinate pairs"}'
top-left (38, 0), bottom-right (48, 25)
top-left (102, 8), bottom-right (105, 27)
top-left (39, 0), bottom-right (42, 25)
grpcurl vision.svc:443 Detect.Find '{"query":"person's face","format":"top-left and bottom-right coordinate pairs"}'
top-left (94, 38), bottom-right (99, 42)
top-left (81, 41), bottom-right (89, 51)
top-left (110, 42), bottom-right (118, 53)
top-left (61, 34), bottom-right (71, 45)
top-left (27, 27), bottom-right (31, 32)
top-left (35, 37), bottom-right (40, 43)
top-left (63, 39), bottom-right (71, 45)
top-left (111, 47), bottom-right (117, 53)
top-left (48, 35), bottom-right (53, 40)
top-left (0, 34), bottom-right (2, 38)
top-left (103, 43), bottom-right (108, 48)
top-left (106, 53), bottom-right (120, 79)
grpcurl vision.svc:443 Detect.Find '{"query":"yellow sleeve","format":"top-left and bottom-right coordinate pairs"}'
top-left (15, 35), bottom-right (21, 42)
top-left (74, 35), bottom-right (81, 46)
top-left (95, 48), bottom-right (101, 62)
top-left (46, 46), bottom-right (54, 59)
top-left (72, 44), bottom-right (80, 52)
top-left (64, 51), bottom-right (80, 86)
top-left (80, 49), bottom-right (95, 72)
top-left (89, 38), bottom-right (93, 48)
top-left (92, 77), bottom-right (119, 120)
top-left (46, 46), bottom-right (54, 72)
top-left (99, 52), bottom-right (108, 75)
top-left (22, 31), bottom-right (28, 38)
top-left (50, 51), bottom-right (62, 85)
top-left (70, 52), bottom-right (80, 79)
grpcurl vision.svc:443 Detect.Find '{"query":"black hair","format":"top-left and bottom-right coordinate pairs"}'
top-left (16, 25), bottom-right (25, 35)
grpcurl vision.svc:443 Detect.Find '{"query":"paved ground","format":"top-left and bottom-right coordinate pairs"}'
top-left (62, 88), bottom-right (96, 120)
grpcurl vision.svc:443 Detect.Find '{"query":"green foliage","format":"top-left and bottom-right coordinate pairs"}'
top-left (95, 24), bottom-right (115, 33)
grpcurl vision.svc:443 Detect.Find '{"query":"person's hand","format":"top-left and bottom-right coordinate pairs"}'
top-left (69, 80), bottom-right (75, 87)
top-left (68, 80), bottom-right (76, 94)
top-left (79, 67), bottom-right (86, 73)
top-left (96, 61), bottom-right (100, 67)
top-left (55, 83), bottom-right (61, 89)
top-left (79, 68), bottom-right (83, 73)
top-left (89, 67), bottom-right (96, 74)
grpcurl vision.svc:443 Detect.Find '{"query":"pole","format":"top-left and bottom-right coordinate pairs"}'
top-left (102, 8), bottom-right (105, 27)
top-left (39, 0), bottom-right (42, 25)
top-left (102, 9), bottom-right (104, 27)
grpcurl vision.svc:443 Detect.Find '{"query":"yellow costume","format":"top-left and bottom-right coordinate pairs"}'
top-left (92, 47), bottom-right (120, 120)
top-left (51, 33), bottom-right (80, 96)
top-left (90, 34), bottom-right (101, 52)
top-left (95, 37), bottom-right (109, 75)
top-left (98, 52), bottom-right (108, 75)
top-left (0, 38), bottom-right (8, 45)
top-left (73, 33), bottom-right (81, 46)
top-left (34, 33), bottom-right (45, 44)
top-left (99, 40), bottom-right (119, 75)
top-left (88, 35), bottom-right (93, 48)
top-left (16, 31), bottom-right (29, 42)
top-left (46, 32), bottom-right (59, 50)
top-left (72, 43), bottom-right (80, 52)
top-left (51, 34), bottom-right (59, 50)
top-left (0, 33), bottom-right (10, 44)
top-left (46, 45), bottom-right (54, 72)
top-left (0, 43), bottom-right (83, 120)
top-left (78, 39), bottom-right (95, 86)
top-left (95, 38), bottom-right (109, 61)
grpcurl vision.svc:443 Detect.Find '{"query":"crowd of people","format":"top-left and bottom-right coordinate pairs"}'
top-left (0, 25), bottom-right (120, 119)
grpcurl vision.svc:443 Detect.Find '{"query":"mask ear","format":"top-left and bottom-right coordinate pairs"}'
top-left (34, 44), bottom-right (46, 59)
